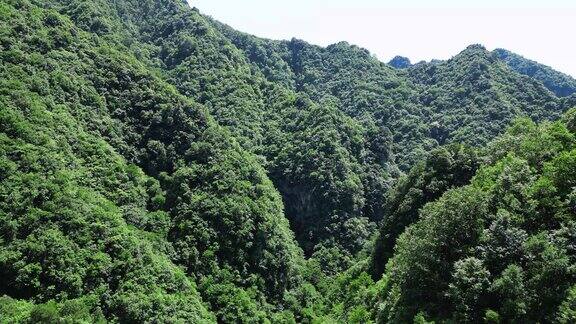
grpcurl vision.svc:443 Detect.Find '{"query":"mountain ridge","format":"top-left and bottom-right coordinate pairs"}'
top-left (1, 0), bottom-right (575, 322)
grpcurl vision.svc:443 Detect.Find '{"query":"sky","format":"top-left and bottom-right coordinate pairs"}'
top-left (187, 0), bottom-right (576, 77)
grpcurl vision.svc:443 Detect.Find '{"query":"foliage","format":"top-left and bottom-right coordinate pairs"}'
top-left (376, 116), bottom-right (576, 323)
top-left (59, 0), bottom-right (397, 257)
top-left (0, 0), bottom-right (303, 321)
top-left (371, 144), bottom-right (480, 278)
top-left (2, 0), bottom-right (576, 322)
top-left (494, 48), bottom-right (576, 97)
top-left (388, 56), bottom-right (412, 69)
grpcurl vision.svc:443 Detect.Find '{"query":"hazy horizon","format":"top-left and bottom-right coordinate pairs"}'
top-left (188, 0), bottom-right (576, 78)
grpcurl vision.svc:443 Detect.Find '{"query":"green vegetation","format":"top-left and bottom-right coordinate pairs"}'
top-left (371, 144), bottom-right (480, 278)
top-left (494, 48), bottom-right (576, 97)
top-left (0, 0), bottom-right (302, 321)
top-left (376, 114), bottom-right (576, 322)
top-left (388, 56), bottom-right (412, 69)
top-left (65, 0), bottom-right (396, 257)
top-left (0, 0), bottom-right (574, 322)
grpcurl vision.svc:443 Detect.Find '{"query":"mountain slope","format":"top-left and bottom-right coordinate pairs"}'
top-left (494, 48), bottom-right (576, 97)
top-left (45, 0), bottom-right (398, 258)
top-left (0, 1), bottom-right (213, 321)
top-left (376, 113), bottom-right (576, 323)
top-left (48, 0), bottom-right (573, 261)
top-left (1, 0), bottom-right (575, 322)
top-left (214, 29), bottom-right (569, 171)
top-left (51, 0), bottom-right (572, 260)
top-left (407, 44), bottom-right (564, 145)
top-left (1, 0), bottom-right (305, 321)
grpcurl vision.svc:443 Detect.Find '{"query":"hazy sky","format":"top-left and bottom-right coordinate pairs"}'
top-left (187, 0), bottom-right (576, 77)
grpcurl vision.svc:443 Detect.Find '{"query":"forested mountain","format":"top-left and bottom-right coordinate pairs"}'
top-left (213, 28), bottom-right (569, 170)
top-left (370, 144), bottom-right (481, 278)
top-left (0, 1), bottom-right (302, 321)
top-left (1, 0), bottom-right (574, 322)
top-left (372, 113), bottom-right (576, 323)
top-left (407, 45), bottom-right (565, 145)
top-left (494, 48), bottom-right (576, 97)
top-left (50, 0), bottom-right (397, 258)
top-left (388, 56), bottom-right (412, 69)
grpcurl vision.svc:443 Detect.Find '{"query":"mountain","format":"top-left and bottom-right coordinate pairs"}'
top-left (64, 1), bottom-right (397, 257)
top-left (388, 55), bottom-right (412, 69)
top-left (1, 0), bottom-right (575, 322)
top-left (216, 32), bottom-right (568, 170)
top-left (0, 1), bottom-right (303, 322)
top-left (372, 112), bottom-right (576, 323)
top-left (494, 48), bottom-right (576, 97)
top-left (371, 143), bottom-right (480, 278)
top-left (406, 44), bottom-right (564, 146)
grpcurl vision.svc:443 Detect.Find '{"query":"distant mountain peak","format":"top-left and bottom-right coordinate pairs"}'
top-left (388, 56), bottom-right (412, 69)
top-left (464, 44), bottom-right (487, 51)
top-left (450, 44), bottom-right (493, 66)
top-left (493, 48), bottom-right (512, 58)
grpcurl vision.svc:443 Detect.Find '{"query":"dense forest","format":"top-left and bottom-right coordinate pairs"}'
top-left (493, 48), bottom-right (576, 98)
top-left (0, 0), bottom-right (575, 322)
